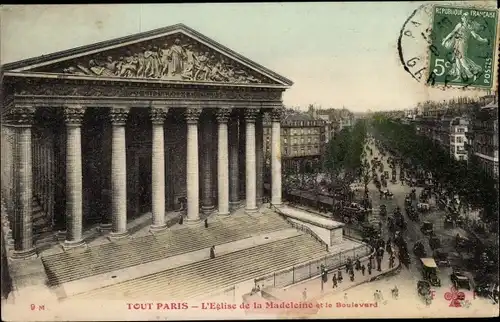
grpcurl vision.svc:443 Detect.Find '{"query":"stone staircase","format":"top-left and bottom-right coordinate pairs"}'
top-left (70, 234), bottom-right (329, 300)
top-left (42, 212), bottom-right (292, 286)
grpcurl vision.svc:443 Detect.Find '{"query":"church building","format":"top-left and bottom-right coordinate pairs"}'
top-left (1, 24), bottom-right (293, 259)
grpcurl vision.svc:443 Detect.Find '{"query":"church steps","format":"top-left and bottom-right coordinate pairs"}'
top-left (160, 238), bottom-right (324, 300)
top-left (44, 219), bottom-right (278, 270)
top-left (71, 235), bottom-right (326, 300)
top-left (72, 235), bottom-right (306, 295)
top-left (42, 213), bottom-right (293, 285)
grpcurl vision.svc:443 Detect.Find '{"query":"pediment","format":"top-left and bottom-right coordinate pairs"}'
top-left (4, 24), bottom-right (292, 87)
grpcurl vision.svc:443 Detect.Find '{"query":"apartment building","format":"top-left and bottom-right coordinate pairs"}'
top-left (263, 113), bottom-right (325, 175)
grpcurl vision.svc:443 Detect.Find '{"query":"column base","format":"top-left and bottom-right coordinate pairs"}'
top-left (271, 202), bottom-right (283, 209)
top-left (108, 231), bottom-right (130, 241)
top-left (229, 201), bottom-right (242, 211)
top-left (61, 239), bottom-right (87, 251)
top-left (184, 217), bottom-right (201, 225)
top-left (218, 211), bottom-right (230, 217)
top-left (55, 230), bottom-right (67, 241)
top-left (201, 205), bottom-right (216, 215)
top-left (98, 223), bottom-right (112, 233)
top-left (245, 207), bottom-right (259, 215)
top-left (10, 247), bottom-right (37, 260)
top-left (149, 224), bottom-right (167, 233)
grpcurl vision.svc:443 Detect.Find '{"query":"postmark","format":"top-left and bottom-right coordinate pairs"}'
top-left (398, 3), bottom-right (499, 90)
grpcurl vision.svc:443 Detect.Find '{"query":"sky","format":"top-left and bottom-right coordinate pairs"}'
top-left (1, 2), bottom-right (497, 112)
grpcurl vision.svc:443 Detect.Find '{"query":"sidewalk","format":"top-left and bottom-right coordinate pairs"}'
top-left (263, 253), bottom-right (401, 302)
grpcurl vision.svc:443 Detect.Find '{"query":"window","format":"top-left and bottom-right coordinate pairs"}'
top-left (284, 138), bottom-right (287, 144)
top-left (456, 136), bottom-right (463, 143)
top-left (459, 155), bottom-right (464, 161)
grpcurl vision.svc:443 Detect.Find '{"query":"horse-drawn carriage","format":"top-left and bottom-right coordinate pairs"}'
top-left (420, 221), bottom-right (434, 235)
top-left (417, 202), bottom-right (430, 212)
top-left (379, 204), bottom-right (387, 216)
top-left (420, 258), bottom-right (441, 287)
top-left (428, 234), bottom-right (441, 251)
top-left (339, 203), bottom-right (369, 224)
top-left (417, 280), bottom-right (433, 306)
top-left (404, 195), bottom-right (412, 207)
top-left (413, 241), bottom-right (426, 257)
top-left (433, 249), bottom-right (450, 267)
top-left (379, 189), bottom-right (393, 199)
top-left (406, 205), bottom-right (418, 221)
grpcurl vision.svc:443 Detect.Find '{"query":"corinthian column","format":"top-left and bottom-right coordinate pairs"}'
top-left (150, 106), bottom-right (168, 232)
top-left (109, 107), bottom-right (130, 239)
top-left (255, 112), bottom-right (264, 206)
top-left (271, 108), bottom-right (283, 207)
top-left (10, 105), bottom-right (37, 259)
top-left (228, 114), bottom-right (240, 210)
top-left (216, 108), bottom-right (232, 216)
top-left (62, 105), bottom-right (86, 249)
top-left (185, 107), bottom-right (202, 223)
top-left (244, 108), bottom-right (259, 214)
top-left (201, 115), bottom-right (214, 213)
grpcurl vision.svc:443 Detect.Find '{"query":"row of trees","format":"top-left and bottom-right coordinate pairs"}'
top-left (323, 119), bottom-right (367, 192)
top-left (371, 117), bottom-right (498, 223)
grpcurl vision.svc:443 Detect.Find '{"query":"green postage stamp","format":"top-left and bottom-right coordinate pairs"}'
top-left (428, 5), bottom-right (498, 89)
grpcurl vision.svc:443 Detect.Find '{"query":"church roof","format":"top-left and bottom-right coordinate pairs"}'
top-left (3, 23), bottom-right (293, 87)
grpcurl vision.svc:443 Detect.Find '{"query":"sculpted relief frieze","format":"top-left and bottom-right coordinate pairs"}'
top-left (14, 83), bottom-right (283, 101)
top-left (35, 34), bottom-right (274, 85)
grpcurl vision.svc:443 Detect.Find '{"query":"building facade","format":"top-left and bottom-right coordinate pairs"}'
top-left (1, 24), bottom-right (292, 259)
top-left (263, 113), bottom-right (325, 176)
top-left (467, 97), bottom-right (499, 181)
top-left (449, 117), bottom-right (469, 162)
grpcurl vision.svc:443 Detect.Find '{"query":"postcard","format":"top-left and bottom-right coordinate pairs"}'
top-left (1, 2), bottom-right (499, 320)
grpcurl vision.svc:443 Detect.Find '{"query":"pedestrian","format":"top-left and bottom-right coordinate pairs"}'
top-left (361, 264), bottom-right (366, 276)
top-left (204, 218), bottom-right (208, 228)
top-left (374, 290), bottom-right (379, 302)
top-left (392, 286), bottom-right (398, 299)
top-left (344, 293), bottom-right (348, 301)
top-left (389, 255), bottom-right (394, 268)
top-left (349, 270), bottom-right (355, 282)
top-left (179, 215), bottom-right (184, 225)
top-left (346, 257), bottom-right (352, 273)
top-left (209, 245), bottom-right (215, 259)
top-left (337, 269), bottom-right (343, 283)
top-left (369, 253), bottom-right (374, 267)
top-left (332, 274), bottom-right (337, 288)
top-left (367, 261), bottom-right (372, 275)
top-left (302, 288), bottom-right (307, 301)
top-left (377, 257), bottom-right (382, 272)
top-left (355, 257), bottom-right (361, 271)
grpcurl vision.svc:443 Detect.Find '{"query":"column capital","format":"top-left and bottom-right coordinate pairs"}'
top-left (63, 105), bottom-right (86, 126)
top-left (244, 108), bottom-right (260, 122)
top-left (216, 108), bottom-right (232, 123)
top-left (8, 105), bottom-right (37, 126)
top-left (185, 107), bottom-right (202, 124)
top-left (109, 106), bottom-right (130, 126)
top-left (150, 106), bottom-right (169, 124)
top-left (271, 108), bottom-right (284, 122)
